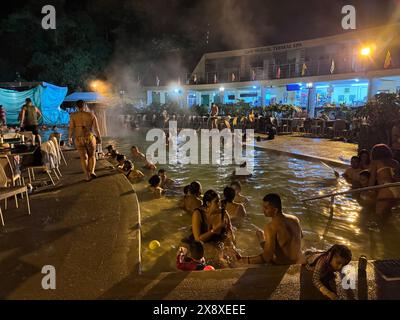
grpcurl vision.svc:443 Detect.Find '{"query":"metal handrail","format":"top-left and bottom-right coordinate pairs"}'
top-left (301, 182), bottom-right (400, 202)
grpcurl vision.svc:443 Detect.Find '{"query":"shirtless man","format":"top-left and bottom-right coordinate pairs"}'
top-left (158, 169), bottom-right (176, 189)
top-left (131, 145), bottom-right (157, 170)
top-left (237, 193), bottom-right (303, 265)
top-left (68, 100), bottom-right (101, 181)
top-left (342, 156), bottom-right (362, 188)
top-left (210, 103), bottom-right (218, 129)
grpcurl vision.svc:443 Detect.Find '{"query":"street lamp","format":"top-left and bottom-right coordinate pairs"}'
top-left (360, 47), bottom-right (371, 57)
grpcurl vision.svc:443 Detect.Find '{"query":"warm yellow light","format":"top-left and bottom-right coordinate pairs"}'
top-left (361, 47), bottom-right (371, 56)
top-left (91, 81), bottom-right (98, 89)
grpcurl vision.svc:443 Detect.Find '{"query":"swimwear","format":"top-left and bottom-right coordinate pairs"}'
top-left (176, 253), bottom-right (206, 271)
top-left (184, 207), bottom-right (228, 244)
top-left (75, 133), bottom-right (96, 157)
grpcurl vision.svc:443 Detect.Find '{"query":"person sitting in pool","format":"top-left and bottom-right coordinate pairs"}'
top-left (368, 144), bottom-right (400, 216)
top-left (158, 169), bottom-right (176, 189)
top-left (357, 170), bottom-right (376, 207)
top-left (105, 144), bottom-right (115, 155)
top-left (183, 181), bottom-right (203, 213)
top-left (123, 159), bottom-right (145, 181)
top-left (176, 242), bottom-right (214, 271)
top-left (343, 156), bottom-right (362, 188)
top-left (104, 145), bottom-right (119, 163)
top-left (222, 186), bottom-right (246, 224)
top-left (190, 189), bottom-right (238, 267)
top-left (180, 185), bottom-right (191, 209)
top-left (231, 181), bottom-right (249, 206)
top-left (116, 154), bottom-right (127, 168)
top-left (236, 193), bottom-right (304, 265)
top-left (303, 244), bottom-right (352, 300)
top-left (131, 146), bottom-right (157, 170)
top-left (358, 149), bottom-right (371, 171)
top-left (148, 174), bottom-right (165, 197)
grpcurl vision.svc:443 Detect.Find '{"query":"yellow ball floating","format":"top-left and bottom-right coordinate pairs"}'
top-left (149, 240), bottom-right (161, 250)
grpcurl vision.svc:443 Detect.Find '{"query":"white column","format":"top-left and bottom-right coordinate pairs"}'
top-left (147, 90), bottom-right (153, 105)
top-left (368, 78), bottom-right (380, 100)
top-left (261, 86), bottom-right (266, 107)
top-left (307, 87), bottom-right (317, 118)
top-left (181, 88), bottom-right (188, 108)
top-left (160, 91), bottom-right (166, 104)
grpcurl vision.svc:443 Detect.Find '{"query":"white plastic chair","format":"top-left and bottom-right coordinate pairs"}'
top-left (0, 165), bottom-right (31, 226)
top-left (49, 133), bottom-right (67, 165)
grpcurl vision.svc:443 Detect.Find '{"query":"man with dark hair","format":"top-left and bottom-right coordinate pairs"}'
top-left (237, 193), bottom-right (303, 265)
top-left (20, 97), bottom-right (43, 145)
top-left (158, 168), bottom-right (175, 189)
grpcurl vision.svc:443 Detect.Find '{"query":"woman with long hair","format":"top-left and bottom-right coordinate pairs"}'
top-left (369, 144), bottom-right (400, 216)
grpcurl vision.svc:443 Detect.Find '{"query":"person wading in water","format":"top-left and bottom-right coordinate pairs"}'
top-left (68, 100), bottom-right (102, 181)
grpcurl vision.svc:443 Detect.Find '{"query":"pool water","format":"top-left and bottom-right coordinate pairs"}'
top-left (101, 129), bottom-right (400, 273)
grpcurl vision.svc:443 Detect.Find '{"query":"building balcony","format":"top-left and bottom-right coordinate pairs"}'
top-left (186, 56), bottom-right (400, 85)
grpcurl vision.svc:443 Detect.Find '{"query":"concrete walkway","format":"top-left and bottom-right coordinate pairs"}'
top-left (253, 134), bottom-right (357, 168)
top-left (0, 150), bottom-right (140, 299)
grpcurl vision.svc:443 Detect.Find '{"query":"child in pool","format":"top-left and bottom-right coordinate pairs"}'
top-left (357, 170), bottom-right (376, 207)
top-left (343, 156), bottom-right (362, 188)
top-left (304, 244), bottom-right (352, 300)
top-left (176, 241), bottom-right (214, 271)
top-left (158, 169), bottom-right (176, 189)
top-left (148, 174), bottom-right (165, 197)
top-left (124, 160), bottom-right (145, 181)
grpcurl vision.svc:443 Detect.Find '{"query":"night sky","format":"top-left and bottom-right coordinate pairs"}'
top-left (0, 0), bottom-right (398, 85)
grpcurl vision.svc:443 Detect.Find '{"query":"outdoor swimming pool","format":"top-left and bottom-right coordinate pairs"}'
top-left (101, 129), bottom-right (400, 273)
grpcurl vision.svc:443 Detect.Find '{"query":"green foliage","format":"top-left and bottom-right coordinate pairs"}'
top-left (355, 93), bottom-right (400, 144)
top-left (1, 6), bottom-right (112, 90)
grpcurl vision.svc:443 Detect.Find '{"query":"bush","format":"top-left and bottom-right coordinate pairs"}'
top-left (356, 93), bottom-right (400, 150)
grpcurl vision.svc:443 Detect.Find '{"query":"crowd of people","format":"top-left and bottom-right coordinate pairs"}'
top-left (342, 143), bottom-right (400, 216)
top-left (103, 143), bottom-right (352, 300)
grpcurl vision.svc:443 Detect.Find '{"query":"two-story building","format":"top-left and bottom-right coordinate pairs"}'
top-left (144, 23), bottom-right (400, 117)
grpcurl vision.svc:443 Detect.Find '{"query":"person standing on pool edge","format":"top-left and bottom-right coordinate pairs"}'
top-left (68, 100), bottom-right (102, 181)
top-left (20, 98), bottom-right (43, 145)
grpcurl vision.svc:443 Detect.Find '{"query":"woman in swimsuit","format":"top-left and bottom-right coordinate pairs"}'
top-left (222, 186), bottom-right (246, 224)
top-left (190, 190), bottom-right (238, 267)
top-left (369, 144), bottom-right (400, 216)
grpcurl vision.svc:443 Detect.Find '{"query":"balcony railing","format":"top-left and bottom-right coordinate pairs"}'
top-left (185, 56), bottom-right (399, 85)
